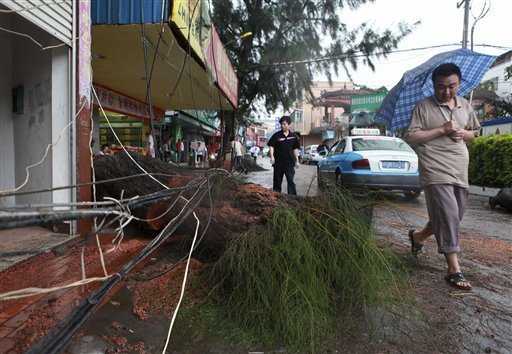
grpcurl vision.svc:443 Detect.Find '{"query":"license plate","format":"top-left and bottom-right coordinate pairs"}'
top-left (382, 161), bottom-right (405, 169)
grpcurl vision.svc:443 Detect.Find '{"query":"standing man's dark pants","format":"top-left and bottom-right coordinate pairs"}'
top-left (273, 164), bottom-right (297, 195)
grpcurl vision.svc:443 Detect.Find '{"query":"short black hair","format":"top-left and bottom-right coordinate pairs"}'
top-left (100, 143), bottom-right (109, 150)
top-left (279, 115), bottom-right (291, 124)
top-left (432, 63), bottom-right (462, 83)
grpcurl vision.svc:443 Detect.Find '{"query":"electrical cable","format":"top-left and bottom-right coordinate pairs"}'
top-left (0, 208), bottom-right (127, 230)
top-left (161, 210), bottom-right (201, 354)
top-left (206, 0), bottom-right (229, 167)
top-left (0, 25), bottom-right (74, 50)
top-left (92, 85), bottom-right (171, 191)
top-left (0, 99), bottom-right (86, 195)
top-left (0, 177), bottom-right (206, 229)
top-left (163, 1), bottom-right (200, 108)
top-left (239, 42), bottom-right (512, 69)
top-left (0, 275), bottom-right (117, 301)
top-left (139, 0), bottom-right (159, 159)
top-left (127, 169), bottom-right (224, 282)
top-left (0, 172), bottom-right (191, 198)
top-left (27, 179), bottom-right (212, 354)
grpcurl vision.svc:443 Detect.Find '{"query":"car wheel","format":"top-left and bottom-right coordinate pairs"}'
top-left (404, 190), bottom-right (421, 200)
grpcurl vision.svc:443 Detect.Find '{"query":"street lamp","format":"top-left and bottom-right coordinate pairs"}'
top-left (223, 31), bottom-right (253, 48)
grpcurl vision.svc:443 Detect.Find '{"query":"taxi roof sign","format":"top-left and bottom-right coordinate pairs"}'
top-left (351, 128), bottom-right (380, 136)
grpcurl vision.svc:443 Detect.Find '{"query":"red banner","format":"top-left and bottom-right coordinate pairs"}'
top-left (92, 83), bottom-right (164, 122)
top-left (204, 26), bottom-right (238, 109)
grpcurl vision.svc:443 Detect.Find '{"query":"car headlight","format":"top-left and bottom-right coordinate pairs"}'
top-left (209, 153), bottom-right (216, 160)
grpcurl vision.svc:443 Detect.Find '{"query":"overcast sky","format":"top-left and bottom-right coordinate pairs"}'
top-left (320, 0), bottom-right (512, 89)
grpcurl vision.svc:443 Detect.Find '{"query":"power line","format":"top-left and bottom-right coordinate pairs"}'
top-left (240, 43), bottom-right (512, 69)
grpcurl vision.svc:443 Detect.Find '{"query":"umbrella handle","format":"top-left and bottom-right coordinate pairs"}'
top-left (438, 105), bottom-right (451, 122)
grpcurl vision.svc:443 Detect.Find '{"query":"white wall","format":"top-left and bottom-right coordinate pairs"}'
top-left (481, 123), bottom-right (512, 137)
top-left (51, 46), bottom-right (71, 206)
top-left (12, 15), bottom-right (54, 206)
top-left (0, 11), bottom-right (72, 208)
top-left (482, 60), bottom-right (512, 99)
top-left (0, 11), bottom-right (15, 206)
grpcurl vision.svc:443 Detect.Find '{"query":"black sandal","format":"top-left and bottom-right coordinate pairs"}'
top-left (445, 272), bottom-right (472, 290)
top-left (408, 230), bottom-right (424, 258)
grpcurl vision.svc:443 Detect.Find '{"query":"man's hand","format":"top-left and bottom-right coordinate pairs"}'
top-left (449, 129), bottom-right (467, 143)
top-left (270, 157), bottom-right (275, 165)
top-left (441, 120), bottom-right (461, 135)
top-left (295, 161), bottom-right (300, 169)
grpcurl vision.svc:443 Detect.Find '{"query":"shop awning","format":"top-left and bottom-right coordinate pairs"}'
top-left (175, 112), bottom-right (218, 136)
top-left (91, 23), bottom-right (236, 111)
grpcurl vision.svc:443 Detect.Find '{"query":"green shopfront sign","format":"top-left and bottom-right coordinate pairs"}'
top-left (350, 93), bottom-right (386, 114)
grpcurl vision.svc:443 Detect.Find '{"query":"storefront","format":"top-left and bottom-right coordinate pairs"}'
top-left (92, 84), bottom-right (164, 155)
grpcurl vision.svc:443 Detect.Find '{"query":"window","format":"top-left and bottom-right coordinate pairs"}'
top-left (491, 77), bottom-right (499, 90)
top-left (352, 138), bottom-right (413, 152)
top-left (295, 111), bottom-right (303, 122)
top-left (332, 139), bottom-right (346, 155)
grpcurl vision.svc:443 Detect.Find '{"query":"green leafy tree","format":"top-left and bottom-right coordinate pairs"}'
top-left (485, 94), bottom-right (512, 118)
top-left (357, 85), bottom-right (389, 93)
top-left (209, 0), bottom-right (415, 126)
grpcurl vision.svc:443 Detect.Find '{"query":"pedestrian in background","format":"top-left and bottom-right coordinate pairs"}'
top-left (162, 139), bottom-right (171, 162)
top-left (231, 136), bottom-right (246, 173)
top-left (97, 143), bottom-right (110, 156)
top-left (317, 139), bottom-right (330, 155)
top-left (176, 139), bottom-right (185, 163)
top-left (196, 141), bottom-right (207, 167)
top-left (406, 63), bottom-right (480, 290)
top-left (268, 116), bottom-right (300, 195)
top-left (145, 132), bottom-right (155, 158)
top-left (249, 145), bottom-right (260, 162)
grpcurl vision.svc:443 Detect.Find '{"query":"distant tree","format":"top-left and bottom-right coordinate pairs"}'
top-left (209, 0), bottom-right (416, 126)
top-left (485, 95), bottom-right (512, 118)
top-left (357, 85), bottom-right (389, 94)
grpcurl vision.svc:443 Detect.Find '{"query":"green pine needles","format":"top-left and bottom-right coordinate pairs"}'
top-left (206, 189), bottom-right (410, 352)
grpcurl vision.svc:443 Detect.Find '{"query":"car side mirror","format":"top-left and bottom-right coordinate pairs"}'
top-left (319, 151), bottom-right (327, 156)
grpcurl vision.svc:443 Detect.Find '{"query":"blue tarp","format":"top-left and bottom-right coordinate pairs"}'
top-left (91, 0), bottom-right (169, 25)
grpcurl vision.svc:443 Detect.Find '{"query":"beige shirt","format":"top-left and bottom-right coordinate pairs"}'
top-left (407, 96), bottom-right (480, 188)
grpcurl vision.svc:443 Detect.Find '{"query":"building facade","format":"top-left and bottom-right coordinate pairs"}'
top-left (0, 0), bottom-right (238, 234)
top-left (0, 1), bottom-right (75, 213)
top-left (290, 81), bottom-right (354, 147)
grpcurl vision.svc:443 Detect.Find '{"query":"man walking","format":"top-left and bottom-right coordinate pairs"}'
top-left (406, 63), bottom-right (480, 290)
top-left (231, 136), bottom-right (246, 173)
top-left (176, 139), bottom-right (185, 163)
top-left (249, 145), bottom-right (260, 162)
top-left (268, 116), bottom-right (300, 195)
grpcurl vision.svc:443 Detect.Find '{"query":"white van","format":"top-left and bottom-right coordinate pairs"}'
top-left (302, 144), bottom-right (325, 164)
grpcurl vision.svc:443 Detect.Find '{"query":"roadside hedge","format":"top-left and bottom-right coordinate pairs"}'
top-left (467, 134), bottom-right (512, 188)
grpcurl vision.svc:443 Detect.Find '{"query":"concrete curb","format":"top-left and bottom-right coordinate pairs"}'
top-left (468, 185), bottom-right (500, 197)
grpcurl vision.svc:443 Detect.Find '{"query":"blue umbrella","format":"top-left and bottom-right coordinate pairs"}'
top-left (375, 49), bottom-right (497, 131)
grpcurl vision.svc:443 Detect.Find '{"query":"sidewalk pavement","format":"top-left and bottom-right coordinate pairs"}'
top-left (0, 226), bottom-right (76, 272)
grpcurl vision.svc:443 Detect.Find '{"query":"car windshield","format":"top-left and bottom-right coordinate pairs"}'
top-left (352, 138), bottom-right (413, 152)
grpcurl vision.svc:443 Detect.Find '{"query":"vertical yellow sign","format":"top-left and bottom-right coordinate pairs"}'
top-left (171, 0), bottom-right (204, 61)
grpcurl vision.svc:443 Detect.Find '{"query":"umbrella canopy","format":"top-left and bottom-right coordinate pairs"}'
top-left (375, 49), bottom-right (497, 131)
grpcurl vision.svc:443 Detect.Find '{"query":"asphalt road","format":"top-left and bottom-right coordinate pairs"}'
top-left (246, 155), bottom-right (511, 244)
top-left (245, 155), bottom-right (320, 197)
top-left (245, 155), bottom-right (512, 352)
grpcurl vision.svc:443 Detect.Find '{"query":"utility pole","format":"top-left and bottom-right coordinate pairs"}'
top-left (458, 0), bottom-right (471, 49)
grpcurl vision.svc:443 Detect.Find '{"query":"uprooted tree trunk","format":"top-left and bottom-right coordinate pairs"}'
top-left (93, 151), bottom-right (201, 230)
top-left (93, 150), bottom-right (301, 259)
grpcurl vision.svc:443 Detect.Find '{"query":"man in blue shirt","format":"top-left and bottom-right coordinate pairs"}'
top-left (267, 116), bottom-right (300, 195)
